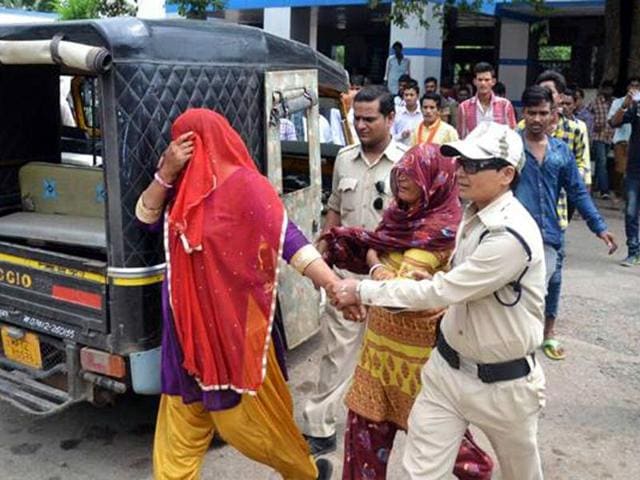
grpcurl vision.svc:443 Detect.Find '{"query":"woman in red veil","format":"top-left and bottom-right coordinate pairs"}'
top-left (136, 109), bottom-right (339, 480)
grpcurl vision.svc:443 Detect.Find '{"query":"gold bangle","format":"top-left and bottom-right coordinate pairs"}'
top-left (135, 194), bottom-right (163, 224)
top-left (141, 192), bottom-right (163, 212)
top-left (290, 244), bottom-right (322, 274)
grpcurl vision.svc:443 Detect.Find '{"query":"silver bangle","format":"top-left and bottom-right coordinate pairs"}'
top-left (368, 263), bottom-right (384, 276)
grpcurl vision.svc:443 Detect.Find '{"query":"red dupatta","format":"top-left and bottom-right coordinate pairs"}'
top-left (322, 143), bottom-right (461, 273)
top-left (167, 109), bottom-right (286, 393)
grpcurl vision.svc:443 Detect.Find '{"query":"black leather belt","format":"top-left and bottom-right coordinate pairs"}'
top-left (437, 334), bottom-right (534, 384)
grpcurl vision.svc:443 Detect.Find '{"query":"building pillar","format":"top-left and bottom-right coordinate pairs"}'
top-left (389, 3), bottom-right (443, 89)
top-left (309, 7), bottom-right (319, 50)
top-left (264, 7), bottom-right (314, 46)
top-left (223, 10), bottom-right (241, 23)
top-left (137, 0), bottom-right (165, 18)
top-left (498, 18), bottom-right (530, 107)
top-left (263, 7), bottom-right (292, 39)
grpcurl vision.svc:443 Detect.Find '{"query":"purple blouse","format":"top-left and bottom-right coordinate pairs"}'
top-left (144, 216), bottom-right (309, 410)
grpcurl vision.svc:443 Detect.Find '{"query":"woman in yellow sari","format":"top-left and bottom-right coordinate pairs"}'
top-left (323, 144), bottom-right (492, 479)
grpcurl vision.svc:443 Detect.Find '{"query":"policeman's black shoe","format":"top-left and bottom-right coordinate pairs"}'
top-left (315, 458), bottom-right (334, 480)
top-left (304, 433), bottom-right (337, 456)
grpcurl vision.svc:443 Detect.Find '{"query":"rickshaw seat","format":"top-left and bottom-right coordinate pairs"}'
top-left (0, 162), bottom-right (106, 249)
top-left (0, 212), bottom-right (105, 249)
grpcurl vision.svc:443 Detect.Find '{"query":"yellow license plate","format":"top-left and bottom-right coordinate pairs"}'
top-left (1, 327), bottom-right (42, 369)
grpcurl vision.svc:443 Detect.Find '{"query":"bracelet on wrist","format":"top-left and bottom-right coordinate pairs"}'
top-left (154, 171), bottom-right (174, 189)
top-left (140, 193), bottom-right (163, 212)
top-left (368, 263), bottom-right (384, 276)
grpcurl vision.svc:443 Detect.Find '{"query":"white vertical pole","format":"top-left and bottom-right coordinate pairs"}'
top-left (263, 7), bottom-right (292, 39)
top-left (136, 0), bottom-right (166, 19)
top-left (309, 6), bottom-right (319, 50)
top-left (498, 19), bottom-right (530, 108)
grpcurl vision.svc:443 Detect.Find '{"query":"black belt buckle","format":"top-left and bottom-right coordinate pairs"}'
top-left (438, 333), bottom-right (534, 384)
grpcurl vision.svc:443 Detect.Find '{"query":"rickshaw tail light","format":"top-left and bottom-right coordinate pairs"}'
top-left (80, 348), bottom-right (126, 378)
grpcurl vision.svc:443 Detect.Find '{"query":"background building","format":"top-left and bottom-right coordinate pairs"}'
top-left (1, 0), bottom-right (607, 105)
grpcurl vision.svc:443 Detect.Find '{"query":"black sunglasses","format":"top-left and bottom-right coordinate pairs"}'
top-left (373, 180), bottom-right (385, 210)
top-left (456, 157), bottom-right (510, 175)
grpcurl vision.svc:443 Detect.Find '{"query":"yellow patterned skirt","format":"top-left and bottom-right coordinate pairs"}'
top-left (345, 305), bottom-right (444, 431)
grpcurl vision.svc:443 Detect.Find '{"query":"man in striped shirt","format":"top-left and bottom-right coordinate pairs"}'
top-left (589, 81), bottom-right (615, 198)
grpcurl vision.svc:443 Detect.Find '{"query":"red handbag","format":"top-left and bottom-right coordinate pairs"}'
top-left (454, 430), bottom-right (494, 480)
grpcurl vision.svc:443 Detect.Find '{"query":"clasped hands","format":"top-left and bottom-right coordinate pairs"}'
top-left (326, 269), bottom-right (433, 322)
top-left (327, 279), bottom-right (365, 321)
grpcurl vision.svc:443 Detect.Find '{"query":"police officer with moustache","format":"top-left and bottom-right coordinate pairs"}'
top-left (331, 122), bottom-right (547, 480)
top-left (302, 85), bottom-right (409, 455)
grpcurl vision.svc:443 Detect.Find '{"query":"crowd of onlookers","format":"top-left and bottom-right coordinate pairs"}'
top-left (349, 42), bottom-right (640, 270)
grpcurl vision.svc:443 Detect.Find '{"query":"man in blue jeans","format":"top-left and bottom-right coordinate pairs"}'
top-left (610, 81), bottom-right (640, 266)
top-left (515, 86), bottom-right (618, 359)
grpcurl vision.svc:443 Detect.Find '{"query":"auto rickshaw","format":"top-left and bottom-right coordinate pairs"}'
top-left (0, 18), bottom-right (352, 414)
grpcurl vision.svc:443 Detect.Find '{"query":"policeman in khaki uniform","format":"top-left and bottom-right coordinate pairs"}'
top-left (302, 85), bottom-right (409, 454)
top-left (332, 122), bottom-right (547, 479)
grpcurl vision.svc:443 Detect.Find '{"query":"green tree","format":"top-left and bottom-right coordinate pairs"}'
top-left (0, 0), bottom-right (56, 12)
top-left (168, 0), bottom-right (224, 20)
top-left (603, 0), bottom-right (640, 90)
top-left (53, 0), bottom-right (135, 20)
top-left (54, 0), bottom-right (98, 19)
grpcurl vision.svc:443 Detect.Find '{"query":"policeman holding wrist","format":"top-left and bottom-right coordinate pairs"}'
top-left (332, 122), bottom-right (547, 480)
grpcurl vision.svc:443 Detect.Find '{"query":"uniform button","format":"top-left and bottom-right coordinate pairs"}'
top-left (458, 330), bottom-right (463, 335)
top-left (527, 375), bottom-right (533, 381)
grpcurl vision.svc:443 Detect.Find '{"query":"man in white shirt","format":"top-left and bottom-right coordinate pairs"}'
top-left (392, 80), bottom-right (423, 145)
top-left (608, 77), bottom-right (640, 192)
top-left (385, 41), bottom-right (411, 98)
top-left (331, 122), bottom-right (547, 480)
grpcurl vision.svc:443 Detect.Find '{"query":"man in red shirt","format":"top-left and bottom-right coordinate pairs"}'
top-left (456, 62), bottom-right (517, 139)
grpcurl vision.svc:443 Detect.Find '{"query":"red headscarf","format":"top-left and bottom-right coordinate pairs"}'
top-left (322, 143), bottom-right (462, 273)
top-left (167, 109), bottom-right (286, 393)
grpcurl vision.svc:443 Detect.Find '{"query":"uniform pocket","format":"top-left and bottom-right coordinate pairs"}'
top-left (338, 177), bottom-right (358, 212)
top-left (489, 362), bottom-right (546, 423)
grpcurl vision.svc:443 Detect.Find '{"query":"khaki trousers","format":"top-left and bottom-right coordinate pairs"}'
top-left (302, 299), bottom-right (365, 438)
top-left (403, 348), bottom-right (545, 480)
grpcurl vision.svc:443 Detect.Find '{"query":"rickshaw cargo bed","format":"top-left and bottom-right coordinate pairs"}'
top-left (0, 241), bottom-right (108, 338)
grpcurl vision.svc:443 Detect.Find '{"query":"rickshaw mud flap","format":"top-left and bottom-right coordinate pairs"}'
top-left (0, 367), bottom-right (82, 416)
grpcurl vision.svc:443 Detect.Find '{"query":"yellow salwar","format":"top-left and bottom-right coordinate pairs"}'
top-left (153, 343), bottom-right (318, 480)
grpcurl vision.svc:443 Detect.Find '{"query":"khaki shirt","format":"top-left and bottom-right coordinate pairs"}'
top-left (359, 191), bottom-right (545, 363)
top-left (327, 139), bottom-right (407, 229)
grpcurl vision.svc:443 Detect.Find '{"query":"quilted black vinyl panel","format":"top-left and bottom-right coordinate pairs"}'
top-left (114, 63), bottom-right (264, 267)
top-left (0, 167), bottom-right (20, 209)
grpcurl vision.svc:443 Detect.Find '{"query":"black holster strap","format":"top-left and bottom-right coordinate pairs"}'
top-left (437, 334), bottom-right (533, 384)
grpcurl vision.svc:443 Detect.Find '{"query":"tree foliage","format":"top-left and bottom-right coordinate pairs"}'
top-left (0, 0), bottom-right (56, 12)
top-left (53, 0), bottom-right (136, 20)
top-left (168, 0), bottom-right (225, 20)
top-left (54, 0), bottom-right (98, 19)
top-left (382, 0), bottom-right (548, 29)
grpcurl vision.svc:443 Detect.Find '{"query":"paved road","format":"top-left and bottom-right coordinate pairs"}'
top-left (0, 211), bottom-right (637, 479)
